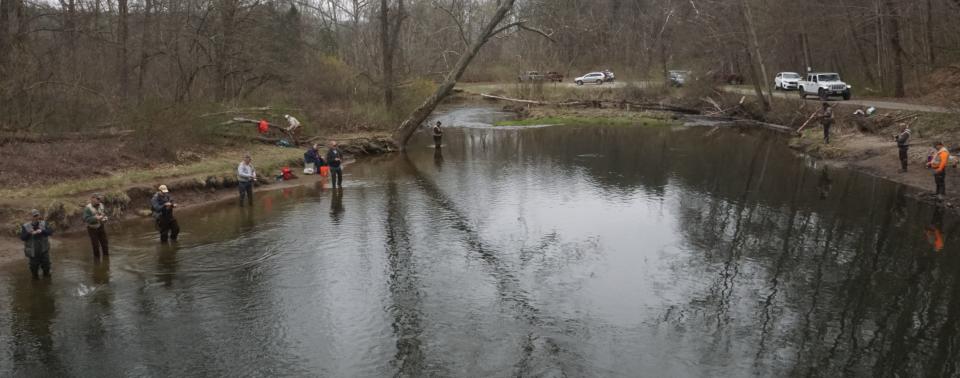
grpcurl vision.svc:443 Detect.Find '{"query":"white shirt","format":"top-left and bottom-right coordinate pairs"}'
top-left (238, 162), bottom-right (256, 181)
top-left (286, 116), bottom-right (300, 131)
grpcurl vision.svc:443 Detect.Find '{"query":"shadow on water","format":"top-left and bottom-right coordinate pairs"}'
top-left (383, 168), bottom-right (428, 377)
top-left (400, 153), bottom-right (589, 377)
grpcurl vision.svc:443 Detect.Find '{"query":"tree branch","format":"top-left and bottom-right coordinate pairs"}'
top-left (490, 20), bottom-right (554, 42)
top-left (433, 1), bottom-right (469, 47)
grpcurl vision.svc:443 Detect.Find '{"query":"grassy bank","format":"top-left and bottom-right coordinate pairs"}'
top-left (0, 145), bottom-right (304, 200)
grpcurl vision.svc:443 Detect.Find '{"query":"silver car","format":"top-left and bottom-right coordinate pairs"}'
top-left (575, 72), bottom-right (606, 85)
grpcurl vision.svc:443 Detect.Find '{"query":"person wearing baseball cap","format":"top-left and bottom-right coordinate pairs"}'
top-left (20, 209), bottom-right (54, 279)
top-left (151, 184), bottom-right (180, 243)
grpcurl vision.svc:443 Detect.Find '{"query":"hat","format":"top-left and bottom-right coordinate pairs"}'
top-left (284, 114), bottom-right (290, 119)
top-left (30, 209), bottom-right (41, 217)
top-left (158, 185), bottom-right (169, 193)
top-left (92, 193), bottom-right (103, 200)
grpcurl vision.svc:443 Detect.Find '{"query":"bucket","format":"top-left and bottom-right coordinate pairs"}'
top-left (319, 166), bottom-right (330, 177)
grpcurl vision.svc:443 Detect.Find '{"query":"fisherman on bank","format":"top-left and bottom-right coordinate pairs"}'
top-left (304, 143), bottom-right (324, 174)
top-left (238, 154), bottom-right (257, 207)
top-left (894, 123), bottom-right (911, 172)
top-left (20, 209), bottom-right (53, 279)
top-left (284, 114), bottom-right (301, 132)
top-left (432, 121), bottom-right (444, 149)
top-left (819, 102), bottom-right (834, 144)
top-left (151, 185), bottom-right (180, 243)
top-left (83, 194), bottom-right (109, 258)
top-left (326, 141), bottom-right (343, 188)
top-left (927, 141), bottom-right (950, 201)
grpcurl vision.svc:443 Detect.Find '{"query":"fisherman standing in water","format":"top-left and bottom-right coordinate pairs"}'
top-left (20, 209), bottom-right (54, 279)
top-left (432, 121), bottom-right (444, 149)
top-left (326, 141), bottom-right (343, 188)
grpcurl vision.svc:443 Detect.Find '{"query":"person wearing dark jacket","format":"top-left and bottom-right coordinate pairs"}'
top-left (304, 144), bottom-right (324, 174)
top-left (818, 102), bottom-right (834, 144)
top-left (432, 121), bottom-right (443, 149)
top-left (326, 140), bottom-right (344, 188)
top-left (20, 209), bottom-right (54, 279)
top-left (894, 123), bottom-right (911, 172)
top-left (151, 185), bottom-right (180, 243)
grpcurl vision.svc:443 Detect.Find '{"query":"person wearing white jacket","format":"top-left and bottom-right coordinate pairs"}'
top-left (284, 114), bottom-right (301, 132)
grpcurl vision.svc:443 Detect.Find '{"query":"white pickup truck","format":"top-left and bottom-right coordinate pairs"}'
top-left (799, 72), bottom-right (852, 100)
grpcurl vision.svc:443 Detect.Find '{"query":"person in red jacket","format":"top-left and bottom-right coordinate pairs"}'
top-left (927, 141), bottom-right (950, 200)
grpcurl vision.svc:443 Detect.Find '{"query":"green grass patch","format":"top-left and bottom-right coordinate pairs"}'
top-left (494, 116), bottom-right (673, 127)
top-left (0, 145), bottom-right (304, 200)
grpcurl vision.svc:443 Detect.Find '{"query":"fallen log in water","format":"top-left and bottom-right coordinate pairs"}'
top-left (479, 93), bottom-right (701, 114)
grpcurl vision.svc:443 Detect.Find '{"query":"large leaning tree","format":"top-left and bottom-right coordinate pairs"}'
top-left (391, 0), bottom-right (552, 149)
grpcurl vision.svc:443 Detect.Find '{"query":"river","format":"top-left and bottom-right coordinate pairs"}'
top-left (2, 107), bottom-right (958, 377)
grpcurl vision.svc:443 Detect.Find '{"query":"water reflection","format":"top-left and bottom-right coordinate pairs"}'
top-left (3, 110), bottom-right (960, 376)
top-left (156, 243), bottom-right (178, 287)
top-left (330, 188), bottom-right (344, 224)
top-left (9, 278), bottom-right (62, 375)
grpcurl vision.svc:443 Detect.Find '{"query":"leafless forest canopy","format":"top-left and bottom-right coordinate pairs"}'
top-left (1, 0), bottom-right (959, 132)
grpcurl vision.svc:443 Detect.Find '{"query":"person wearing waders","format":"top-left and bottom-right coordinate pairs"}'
top-left (20, 209), bottom-right (53, 279)
top-left (927, 141), bottom-right (950, 201)
top-left (818, 102), bottom-right (834, 144)
top-left (83, 193), bottom-right (109, 258)
top-left (151, 185), bottom-right (180, 243)
top-left (432, 121), bottom-right (443, 149)
top-left (238, 154), bottom-right (257, 207)
top-left (326, 141), bottom-right (343, 188)
top-left (894, 123), bottom-right (911, 173)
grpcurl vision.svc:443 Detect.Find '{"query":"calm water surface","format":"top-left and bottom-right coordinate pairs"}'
top-left (2, 107), bottom-right (959, 377)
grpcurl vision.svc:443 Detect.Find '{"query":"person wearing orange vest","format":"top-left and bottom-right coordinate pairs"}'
top-left (926, 141), bottom-right (950, 200)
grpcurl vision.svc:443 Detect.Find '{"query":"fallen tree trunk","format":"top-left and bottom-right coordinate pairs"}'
top-left (480, 93), bottom-right (701, 114)
top-left (223, 117), bottom-right (298, 145)
top-left (392, 0), bottom-right (553, 149)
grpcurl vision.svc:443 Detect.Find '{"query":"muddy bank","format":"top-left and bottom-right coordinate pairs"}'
top-left (485, 89), bottom-right (958, 209)
top-left (789, 132), bottom-right (960, 208)
top-left (0, 135), bottom-right (397, 266)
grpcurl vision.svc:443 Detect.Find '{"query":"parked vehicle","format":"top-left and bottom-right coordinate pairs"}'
top-left (602, 70), bottom-right (615, 82)
top-left (774, 72), bottom-right (802, 90)
top-left (517, 71), bottom-right (544, 82)
top-left (575, 72), bottom-right (606, 85)
top-left (668, 70), bottom-right (690, 87)
top-left (545, 71), bottom-right (564, 82)
top-left (798, 72), bottom-right (852, 100)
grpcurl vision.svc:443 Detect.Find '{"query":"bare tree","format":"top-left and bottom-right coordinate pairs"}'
top-left (392, 0), bottom-right (552, 148)
top-left (380, 0), bottom-right (405, 108)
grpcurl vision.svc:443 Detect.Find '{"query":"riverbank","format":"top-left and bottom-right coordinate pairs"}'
top-left (0, 133), bottom-right (396, 266)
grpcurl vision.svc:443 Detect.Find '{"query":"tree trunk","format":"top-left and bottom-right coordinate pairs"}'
top-left (379, 0), bottom-right (392, 108)
top-left (216, 0), bottom-right (238, 102)
top-left (844, 7), bottom-right (877, 86)
top-left (740, 0), bottom-right (770, 111)
top-left (875, 0), bottom-right (885, 92)
top-left (926, 0), bottom-right (936, 67)
top-left (0, 0), bottom-right (11, 71)
top-left (391, 0), bottom-right (518, 149)
top-left (885, 0), bottom-right (905, 97)
top-left (379, 0), bottom-right (405, 109)
top-left (118, 0), bottom-right (129, 97)
top-left (800, 32), bottom-right (811, 72)
top-left (136, 0), bottom-right (152, 103)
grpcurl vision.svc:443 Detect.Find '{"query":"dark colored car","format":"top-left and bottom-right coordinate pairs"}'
top-left (545, 71), bottom-right (564, 82)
